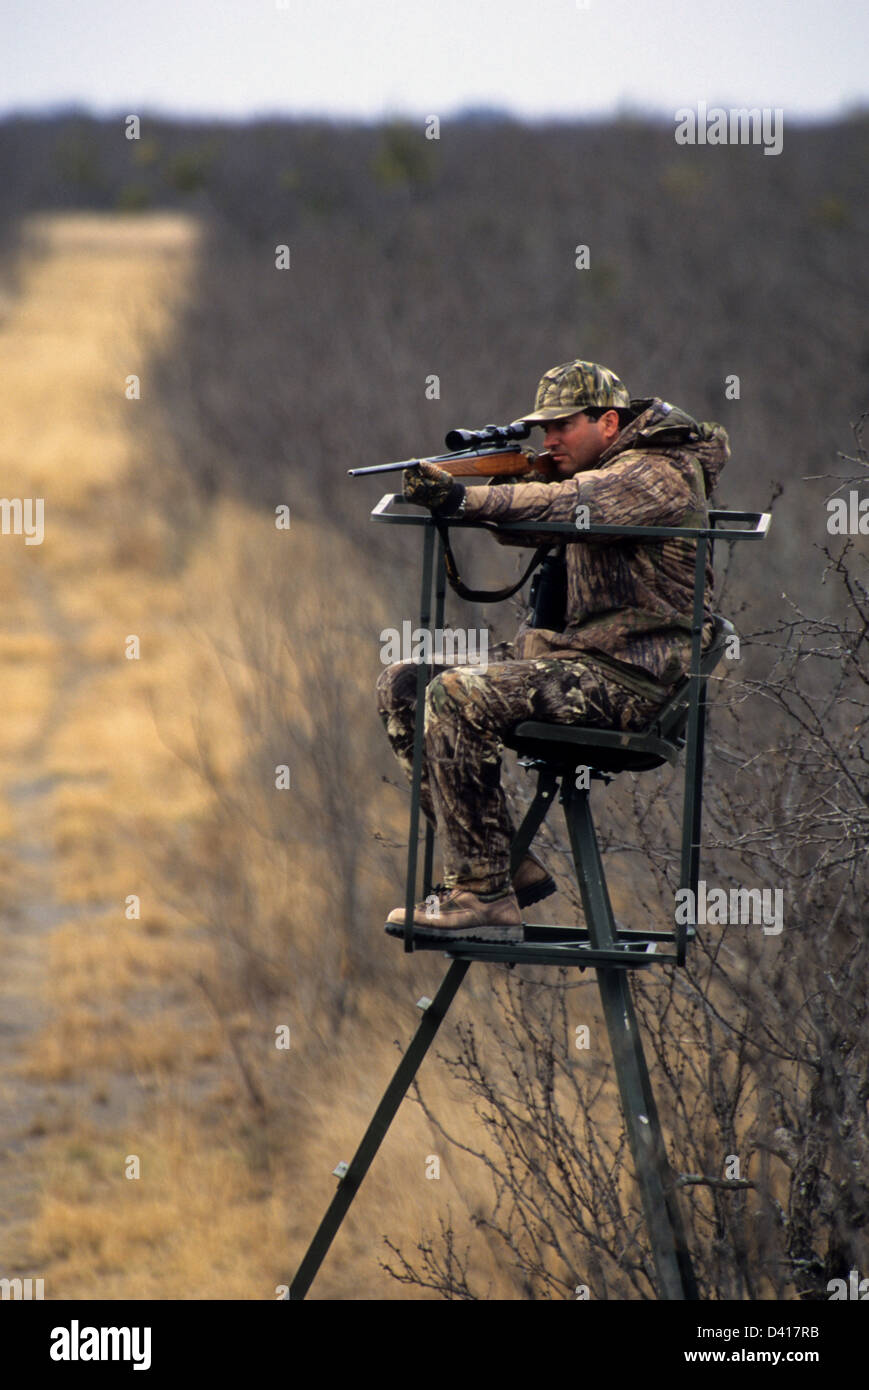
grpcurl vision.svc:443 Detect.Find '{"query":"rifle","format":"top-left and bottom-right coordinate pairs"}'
top-left (350, 422), bottom-right (555, 604)
top-left (347, 422), bottom-right (549, 478)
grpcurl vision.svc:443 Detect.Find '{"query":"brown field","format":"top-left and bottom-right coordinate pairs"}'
top-left (0, 212), bottom-right (584, 1300)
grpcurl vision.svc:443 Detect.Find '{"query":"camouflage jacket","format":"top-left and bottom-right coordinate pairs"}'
top-left (460, 398), bottom-right (729, 691)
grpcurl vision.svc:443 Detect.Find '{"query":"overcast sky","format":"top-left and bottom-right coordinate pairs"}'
top-left (2, 0), bottom-right (867, 122)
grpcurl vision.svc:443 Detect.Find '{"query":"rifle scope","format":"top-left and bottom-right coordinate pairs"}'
top-left (444, 422), bottom-right (531, 451)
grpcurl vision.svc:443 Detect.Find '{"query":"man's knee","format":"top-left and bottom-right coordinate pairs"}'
top-left (425, 667), bottom-right (505, 735)
top-left (376, 660), bottom-right (419, 713)
top-left (425, 666), bottom-right (470, 719)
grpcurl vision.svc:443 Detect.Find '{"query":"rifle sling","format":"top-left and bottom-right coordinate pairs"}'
top-left (435, 521), bottom-right (550, 603)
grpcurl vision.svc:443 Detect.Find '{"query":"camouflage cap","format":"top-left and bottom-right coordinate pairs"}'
top-left (515, 359), bottom-right (631, 424)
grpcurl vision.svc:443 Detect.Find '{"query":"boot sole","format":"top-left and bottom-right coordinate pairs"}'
top-left (385, 920), bottom-right (523, 944)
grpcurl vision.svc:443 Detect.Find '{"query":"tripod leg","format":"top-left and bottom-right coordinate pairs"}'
top-left (289, 958), bottom-right (470, 1300)
top-left (563, 781), bottom-right (699, 1300)
top-left (509, 766), bottom-right (559, 875)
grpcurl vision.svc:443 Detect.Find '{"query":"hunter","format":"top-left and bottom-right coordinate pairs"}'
top-left (376, 359), bottom-right (729, 941)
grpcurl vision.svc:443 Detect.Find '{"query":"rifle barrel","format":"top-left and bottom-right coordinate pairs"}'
top-left (348, 445), bottom-right (520, 477)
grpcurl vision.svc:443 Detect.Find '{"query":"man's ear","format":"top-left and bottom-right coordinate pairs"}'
top-left (601, 409), bottom-right (621, 442)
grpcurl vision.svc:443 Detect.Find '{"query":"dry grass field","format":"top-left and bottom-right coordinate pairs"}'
top-left (0, 211), bottom-right (566, 1299)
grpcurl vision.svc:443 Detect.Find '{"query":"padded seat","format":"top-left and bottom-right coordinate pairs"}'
top-left (503, 616), bottom-right (734, 776)
top-left (504, 722), bottom-right (680, 773)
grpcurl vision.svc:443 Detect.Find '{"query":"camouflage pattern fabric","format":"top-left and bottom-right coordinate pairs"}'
top-left (376, 393), bottom-right (728, 896)
top-left (514, 358), bottom-right (631, 423)
top-left (466, 397), bottom-right (729, 686)
top-left (402, 460), bottom-right (460, 511)
top-left (376, 654), bottom-right (666, 896)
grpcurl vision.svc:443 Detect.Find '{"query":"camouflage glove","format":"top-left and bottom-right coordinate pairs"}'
top-left (402, 461), bottom-right (466, 516)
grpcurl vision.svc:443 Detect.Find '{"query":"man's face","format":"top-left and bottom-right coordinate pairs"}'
top-left (539, 410), bottom-right (616, 476)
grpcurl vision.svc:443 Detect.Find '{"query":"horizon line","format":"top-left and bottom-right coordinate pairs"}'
top-left (1, 100), bottom-right (867, 128)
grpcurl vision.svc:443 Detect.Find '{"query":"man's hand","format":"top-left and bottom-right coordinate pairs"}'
top-left (402, 461), bottom-right (465, 515)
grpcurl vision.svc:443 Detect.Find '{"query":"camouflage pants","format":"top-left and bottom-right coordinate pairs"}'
top-left (376, 653), bottom-right (665, 896)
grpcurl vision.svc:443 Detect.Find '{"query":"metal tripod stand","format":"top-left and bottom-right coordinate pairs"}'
top-left (290, 499), bottom-right (769, 1300)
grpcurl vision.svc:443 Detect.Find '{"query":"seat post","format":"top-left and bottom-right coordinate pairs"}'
top-left (560, 775), bottom-right (699, 1300)
top-left (559, 774), bottom-right (620, 946)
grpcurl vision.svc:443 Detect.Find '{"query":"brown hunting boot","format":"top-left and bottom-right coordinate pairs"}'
top-left (512, 849), bottom-right (556, 907)
top-left (385, 886), bottom-right (523, 942)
